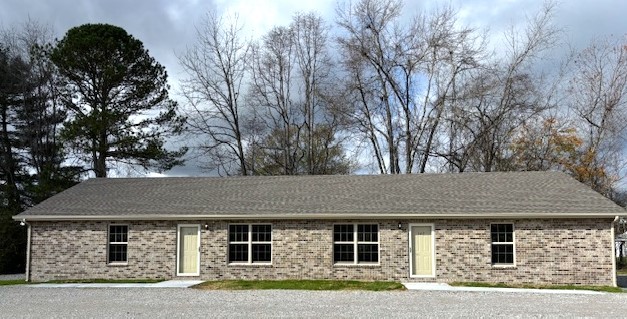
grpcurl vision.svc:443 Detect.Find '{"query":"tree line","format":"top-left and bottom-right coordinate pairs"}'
top-left (179, 0), bottom-right (627, 197)
top-left (1, 0), bottom-right (626, 273)
top-left (0, 21), bottom-right (184, 273)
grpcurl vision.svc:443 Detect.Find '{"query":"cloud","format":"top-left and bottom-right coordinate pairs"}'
top-left (209, 0), bottom-right (336, 38)
top-left (2, 0), bottom-right (627, 177)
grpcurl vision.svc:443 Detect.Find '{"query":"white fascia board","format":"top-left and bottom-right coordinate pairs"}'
top-left (13, 212), bottom-right (626, 221)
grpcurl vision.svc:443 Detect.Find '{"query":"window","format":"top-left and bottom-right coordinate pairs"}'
top-left (228, 224), bottom-right (272, 264)
top-left (108, 225), bottom-right (128, 263)
top-left (333, 224), bottom-right (379, 264)
top-left (491, 223), bottom-right (514, 265)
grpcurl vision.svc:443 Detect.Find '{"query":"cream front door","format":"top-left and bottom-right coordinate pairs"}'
top-left (178, 225), bottom-right (199, 276)
top-left (410, 225), bottom-right (434, 277)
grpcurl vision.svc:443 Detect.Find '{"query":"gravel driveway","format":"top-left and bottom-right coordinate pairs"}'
top-left (0, 274), bottom-right (24, 281)
top-left (1, 286), bottom-right (626, 318)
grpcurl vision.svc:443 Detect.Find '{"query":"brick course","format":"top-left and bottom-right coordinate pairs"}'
top-left (29, 218), bottom-right (615, 286)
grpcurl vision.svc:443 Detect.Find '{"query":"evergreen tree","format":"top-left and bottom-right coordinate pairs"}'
top-left (0, 45), bottom-right (28, 273)
top-left (51, 24), bottom-right (186, 177)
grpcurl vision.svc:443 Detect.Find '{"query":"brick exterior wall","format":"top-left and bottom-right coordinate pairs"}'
top-left (28, 218), bottom-right (615, 286)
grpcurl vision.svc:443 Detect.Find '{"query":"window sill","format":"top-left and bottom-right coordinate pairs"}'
top-left (491, 264), bottom-right (516, 268)
top-left (107, 262), bottom-right (128, 267)
top-left (228, 263), bottom-right (273, 267)
top-left (333, 263), bottom-right (381, 267)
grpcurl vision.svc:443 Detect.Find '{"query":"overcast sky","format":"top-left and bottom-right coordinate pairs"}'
top-left (1, 0), bottom-right (626, 176)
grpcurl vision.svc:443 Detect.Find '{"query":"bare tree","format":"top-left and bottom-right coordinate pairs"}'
top-left (292, 12), bottom-right (336, 174)
top-left (179, 12), bottom-right (250, 175)
top-left (567, 35), bottom-right (627, 194)
top-left (248, 13), bottom-right (350, 175)
top-left (337, 0), bottom-right (484, 173)
top-left (248, 26), bottom-right (299, 175)
top-left (508, 116), bottom-right (582, 171)
top-left (439, 1), bottom-right (559, 172)
top-left (337, 0), bottom-right (403, 173)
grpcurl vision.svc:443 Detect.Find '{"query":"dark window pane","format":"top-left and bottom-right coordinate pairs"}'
top-left (371, 225), bottom-right (378, 242)
top-left (334, 225), bottom-right (353, 242)
top-left (228, 225), bottom-right (236, 241)
top-left (252, 244), bottom-right (271, 262)
top-left (229, 244), bottom-right (248, 262)
top-left (252, 225), bottom-right (271, 242)
top-left (108, 244), bottom-right (127, 262)
top-left (491, 244), bottom-right (514, 264)
top-left (357, 244), bottom-right (378, 263)
top-left (491, 244), bottom-right (498, 263)
top-left (491, 224), bottom-right (513, 243)
top-left (237, 225), bottom-right (249, 241)
top-left (229, 225), bottom-right (248, 242)
top-left (333, 244), bottom-right (354, 262)
top-left (357, 224), bottom-right (366, 241)
top-left (109, 225), bottom-right (128, 243)
top-left (357, 224), bottom-right (378, 242)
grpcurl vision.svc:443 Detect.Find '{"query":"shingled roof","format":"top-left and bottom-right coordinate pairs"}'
top-left (14, 171), bottom-right (625, 221)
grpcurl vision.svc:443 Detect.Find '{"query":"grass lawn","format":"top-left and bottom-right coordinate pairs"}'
top-left (44, 278), bottom-right (165, 284)
top-left (0, 279), bottom-right (30, 286)
top-left (450, 282), bottom-right (623, 293)
top-left (194, 279), bottom-right (406, 291)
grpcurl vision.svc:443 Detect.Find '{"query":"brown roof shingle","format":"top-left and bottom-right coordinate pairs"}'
top-left (14, 171), bottom-right (625, 220)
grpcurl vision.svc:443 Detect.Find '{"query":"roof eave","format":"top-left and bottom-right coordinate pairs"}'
top-left (13, 212), bottom-right (627, 221)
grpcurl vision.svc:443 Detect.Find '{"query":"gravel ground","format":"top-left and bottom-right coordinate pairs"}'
top-left (1, 287), bottom-right (627, 318)
top-left (0, 274), bottom-right (24, 281)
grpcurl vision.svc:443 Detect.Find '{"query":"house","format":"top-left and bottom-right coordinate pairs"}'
top-left (13, 171), bottom-right (626, 286)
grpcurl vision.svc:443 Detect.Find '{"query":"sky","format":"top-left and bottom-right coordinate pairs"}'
top-left (1, 0), bottom-right (626, 177)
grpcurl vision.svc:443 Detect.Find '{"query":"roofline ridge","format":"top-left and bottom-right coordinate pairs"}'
top-left (83, 170), bottom-right (565, 181)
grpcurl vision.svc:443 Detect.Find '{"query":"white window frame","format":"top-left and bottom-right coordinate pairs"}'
top-left (107, 224), bottom-right (128, 264)
top-left (227, 224), bottom-right (272, 265)
top-left (333, 223), bottom-right (380, 265)
top-left (408, 223), bottom-right (436, 278)
top-left (176, 224), bottom-right (201, 276)
top-left (490, 223), bottom-right (516, 267)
